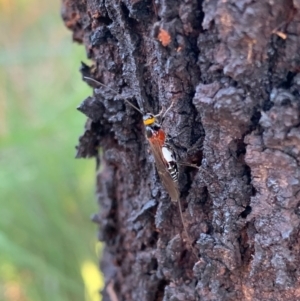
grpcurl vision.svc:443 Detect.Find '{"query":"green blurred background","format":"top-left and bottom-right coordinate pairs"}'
top-left (0, 1), bottom-right (103, 300)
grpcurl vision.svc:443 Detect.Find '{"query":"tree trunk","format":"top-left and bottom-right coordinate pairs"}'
top-left (62, 0), bottom-right (300, 300)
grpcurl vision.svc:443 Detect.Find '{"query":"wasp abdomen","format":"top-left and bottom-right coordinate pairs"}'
top-left (162, 145), bottom-right (179, 182)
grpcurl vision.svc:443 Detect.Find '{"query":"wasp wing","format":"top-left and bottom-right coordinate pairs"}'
top-left (148, 140), bottom-right (180, 202)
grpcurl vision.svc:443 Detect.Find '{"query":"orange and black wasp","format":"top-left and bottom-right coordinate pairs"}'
top-left (84, 76), bottom-right (197, 256)
top-left (141, 112), bottom-right (180, 203)
top-left (84, 76), bottom-right (180, 200)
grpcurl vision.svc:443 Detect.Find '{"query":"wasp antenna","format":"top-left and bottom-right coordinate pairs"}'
top-left (124, 100), bottom-right (144, 115)
top-left (83, 76), bottom-right (144, 115)
top-left (83, 76), bottom-right (120, 94)
top-left (155, 98), bottom-right (176, 119)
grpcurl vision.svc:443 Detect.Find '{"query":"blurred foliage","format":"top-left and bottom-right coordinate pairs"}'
top-left (0, 1), bottom-right (103, 300)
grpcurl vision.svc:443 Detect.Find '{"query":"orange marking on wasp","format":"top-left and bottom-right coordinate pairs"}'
top-left (84, 76), bottom-right (198, 258)
top-left (147, 129), bottom-right (165, 146)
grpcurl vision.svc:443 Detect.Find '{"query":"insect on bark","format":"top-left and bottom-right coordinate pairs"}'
top-left (83, 77), bottom-right (198, 257)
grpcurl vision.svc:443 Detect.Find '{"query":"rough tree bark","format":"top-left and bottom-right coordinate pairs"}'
top-left (62, 0), bottom-right (300, 300)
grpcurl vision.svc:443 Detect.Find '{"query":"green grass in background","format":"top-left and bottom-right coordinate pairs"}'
top-left (0, 1), bottom-right (103, 300)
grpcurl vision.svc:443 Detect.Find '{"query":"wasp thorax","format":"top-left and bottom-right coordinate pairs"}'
top-left (143, 113), bottom-right (156, 126)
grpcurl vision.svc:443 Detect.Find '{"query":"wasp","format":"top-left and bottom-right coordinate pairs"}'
top-left (84, 76), bottom-right (180, 201)
top-left (84, 76), bottom-right (197, 257)
top-left (142, 112), bottom-right (180, 202)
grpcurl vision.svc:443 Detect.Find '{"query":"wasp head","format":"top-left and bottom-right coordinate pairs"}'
top-left (143, 113), bottom-right (156, 126)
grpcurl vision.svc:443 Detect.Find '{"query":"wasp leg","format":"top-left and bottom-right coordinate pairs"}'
top-left (178, 162), bottom-right (214, 183)
top-left (178, 162), bottom-right (200, 169)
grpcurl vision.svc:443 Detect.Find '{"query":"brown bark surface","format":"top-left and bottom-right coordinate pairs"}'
top-left (62, 0), bottom-right (300, 300)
